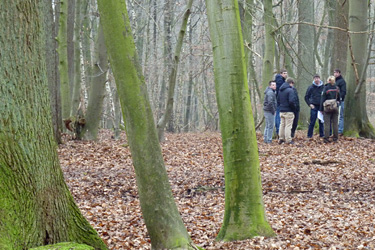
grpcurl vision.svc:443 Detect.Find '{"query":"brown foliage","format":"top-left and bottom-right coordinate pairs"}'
top-left (58, 130), bottom-right (375, 249)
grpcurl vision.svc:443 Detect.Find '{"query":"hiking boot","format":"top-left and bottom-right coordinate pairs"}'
top-left (278, 140), bottom-right (285, 145)
top-left (323, 138), bottom-right (330, 143)
top-left (288, 141), bottom-right (295, 145)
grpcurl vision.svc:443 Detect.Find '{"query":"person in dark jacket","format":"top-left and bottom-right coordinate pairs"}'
top-left (305, 74), bottom-right (324, 138)
top-left (274, 69), bottom-right (288, 136)
top-left (263, 81), bottom-right (277, 143)
top-left (320, 76), bottom-right (341, 143)
top-left (291, 85), bottom-right (300, 138)
top-left (334, 69), bottom-right (346, 135)
top-left (277, 77), bottom-right (296, 144)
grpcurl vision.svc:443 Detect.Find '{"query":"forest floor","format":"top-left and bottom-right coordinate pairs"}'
top-left (58, 130), bottom-right (375, 250)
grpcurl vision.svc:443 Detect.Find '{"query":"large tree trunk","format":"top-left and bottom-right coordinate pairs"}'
top-left (344, 0), bottom-right (375, 138)
top-left (205, 0), bottom-right (275, 241)
top-left (96, 1), bottom-right (198, 249)
top-left (0, 1), bottom-right (107, 249)
top-left (296, 0), bottom-right (315, 126)
top-left (157, 0), bottom-right (194, 141)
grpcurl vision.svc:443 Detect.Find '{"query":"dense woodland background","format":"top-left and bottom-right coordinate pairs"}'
top-left (46, 0), bottom-right (375, 139)
top-left (2, 0), bottom-right (375, 249)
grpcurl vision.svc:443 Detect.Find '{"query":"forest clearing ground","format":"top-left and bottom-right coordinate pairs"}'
top-left (58, 130), bottom-right (375, 249)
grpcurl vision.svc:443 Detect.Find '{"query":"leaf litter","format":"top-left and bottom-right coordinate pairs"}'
top-left (58, 130), bottom-right (375, 249)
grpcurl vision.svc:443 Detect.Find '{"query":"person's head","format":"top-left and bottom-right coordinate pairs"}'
top-left (269, 81), bottom-right (276, 90)
top-left (327, 76), bottom-right (335, 85)
top-left (333, 69), bottom-right (341, 78)
top-left (280, 69), bottom-right (288, 78)
top-left (313, 74), bottom-right (321, 84)
top-left (286, 77), bottom-right (295, 86)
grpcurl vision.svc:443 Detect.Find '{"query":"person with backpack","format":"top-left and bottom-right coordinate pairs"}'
top-left (320, 76), bottom-right (341, 143)
top-left (305, 74), bottom-right (324, 139)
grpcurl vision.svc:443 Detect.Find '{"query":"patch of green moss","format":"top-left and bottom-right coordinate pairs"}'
top-left (30, 242), bottom-right (94, 250)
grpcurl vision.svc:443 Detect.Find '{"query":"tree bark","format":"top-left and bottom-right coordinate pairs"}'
top-left (0, 1), bottom-right (107, 249)
top-left (42, 0), bottom-right (62, 144)
top-left (332, 0), bottom-right (349, 74)
top-left (262, 0), bottom-right (275, 92)
top-left (70, 0), bottom-right (83, 117)
top-left (205, 0), bottom-right (275, 241)
top-left (344, 0), bottom-right (375, 138)
top-left (79, 26), bottom-right (108, 140)
top-left (296, 0), bottom-right (315, 126)
top-left (57, 0), bottom-right (71, 121)
top-left (96, 1), bottom-right (198, 249)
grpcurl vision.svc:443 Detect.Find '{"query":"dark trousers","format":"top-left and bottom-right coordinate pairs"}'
top-left (291, 112), bottom-right (299, 137)
top-left (324, 110), bottom-right (339, 141)
top-left (275, 106), bottom-right (280, 135)
top-left (307, 107), bottom-right (324, 138)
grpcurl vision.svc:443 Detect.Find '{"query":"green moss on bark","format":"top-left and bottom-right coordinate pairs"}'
top-left (30, 242), bottom-right (94, 250)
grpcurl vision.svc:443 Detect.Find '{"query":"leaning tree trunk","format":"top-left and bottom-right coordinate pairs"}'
top-left (157, 0), bottom-right (194, 142)
top-left (344, 0), bottom-right (375, 138)
top-left (96, 1), bottom-right (199, 249)
top-left (205, 0), bottom-right (275, 241)
top-left (296, 0), bottom-right (315, 126)
top-left (0, 1), bottom-right (107, 249)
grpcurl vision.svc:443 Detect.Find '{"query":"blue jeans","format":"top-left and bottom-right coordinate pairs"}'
top-left (264, 111), bottom-right (275, 143)
top-left (275, 107), bottom-right (280, 135)
top-left (338, 101), bottom-right (344, 134)
top-left (307, 107), bottom-right (324, 138)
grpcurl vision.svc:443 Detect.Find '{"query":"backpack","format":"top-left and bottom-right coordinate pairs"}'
top-left (323, 87), bottom-right (339, 113)
top-left (323, 99), bottom-right (338, 113)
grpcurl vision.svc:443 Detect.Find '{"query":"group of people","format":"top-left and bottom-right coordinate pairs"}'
top-left (263, 69), bottom-right (346, 144)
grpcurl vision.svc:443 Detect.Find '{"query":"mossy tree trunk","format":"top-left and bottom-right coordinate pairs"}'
top-left (0, 1), bottom-right (107, 249)
top-left (205, 0), bottom-right (275, 241)
top-left (344, 0), bottom-right (375, 138)
top-left (97, 1), bottom-right (198, 249)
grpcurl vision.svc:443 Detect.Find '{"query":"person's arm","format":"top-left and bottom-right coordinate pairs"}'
top-left (304, 86), bottom-right (311, 106)
top-left (341, 80), bottom-right (346, 101)
top-left (319, 88), bottom-right (326, 111)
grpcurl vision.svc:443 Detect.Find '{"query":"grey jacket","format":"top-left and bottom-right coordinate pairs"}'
top-left (263, 87), bottom-right (277, 114)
